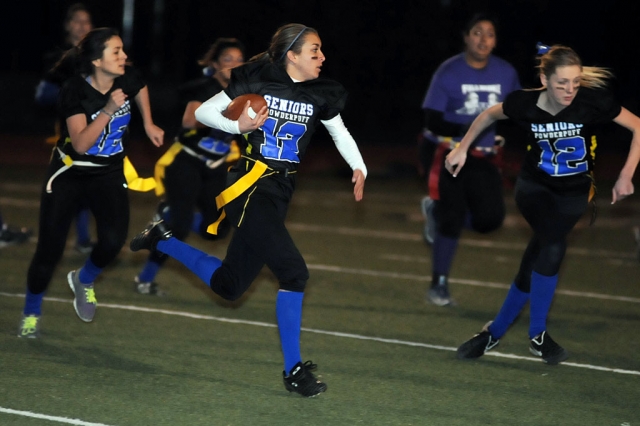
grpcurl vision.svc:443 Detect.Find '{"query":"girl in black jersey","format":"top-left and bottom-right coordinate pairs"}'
top-left (133, 38), bottom-right (245, 295)
top-left (131, 23), bottom-right (367, 397)
top-left (19, 28), bottom-right (164, 338)
top-left (448, 45), bottom-right (640, 364)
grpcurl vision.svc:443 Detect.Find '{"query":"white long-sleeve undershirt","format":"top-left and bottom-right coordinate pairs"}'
top-left (194, 91), bottom-right (367, 177)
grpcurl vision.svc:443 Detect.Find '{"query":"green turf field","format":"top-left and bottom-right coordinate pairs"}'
top-left (1, 164), bottom-right (639, 426)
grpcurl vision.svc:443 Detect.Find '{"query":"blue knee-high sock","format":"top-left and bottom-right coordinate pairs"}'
top-left (191, 212), bottom-right (203, 234)
top-left (488, 283), bottom-right (530, 339)
top-left (137, 260), bottom-right (162, 283)
top-left (24, 288), bottom-right (45, 316)
top-left (276, 290), bottom-right (304, 374)
top-left (432, 234), bottom-right (458, 280)
top-left (75, 208), bottom-right (91, 244)
top-left (157, 238), bottom-right (221, 285)
top-left (79, 258), bottom-right (102, 285)
top-left (529, 271), bottom-right (558, 338)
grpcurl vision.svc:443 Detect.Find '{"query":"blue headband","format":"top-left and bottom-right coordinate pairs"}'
top-left (280, 27), bottom-right (308, 61)
top-left (536, 42), bottom-right (550, 55)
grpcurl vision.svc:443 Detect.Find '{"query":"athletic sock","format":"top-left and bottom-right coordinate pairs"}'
top-left (529, 271), bottom-right (558, 338)
top-left (276, 290), bottom-right (304, 374)
top-left (191, 212), bottom-right (203, 234)
top-left (488, 283), bottom-right (530, 339)
top-left (75, 208), bottom-right (91, 245)
top-left (156, 238), bottom-right (221, 285)
top-left (24, 288), bottom-right (45, 316)
top-left (79, 258), bottom-right (102, 285)
top-left (432, 234), bottom-right (458, 286)
top-left (137, 260), bottom-right (162, 283)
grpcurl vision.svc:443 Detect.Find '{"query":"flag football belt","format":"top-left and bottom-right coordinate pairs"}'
top-left (206, 155), bottom-right (297, 235)
top-left (46, 147), bottom-right (155, 193)
top-left (424, 130), bottom-right (503, 155)
top-left (153, 140), bottom-right (242, 196)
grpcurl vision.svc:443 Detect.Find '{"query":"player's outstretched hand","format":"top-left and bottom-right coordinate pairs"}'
top-left (612, 175), bottom-right (634, 204)
top-left (237, 102), bottom-right (268, 134)
top-left (352, 169), bottom-right (365, 201)
top-left (445, 147), bottom-right (467, 177)
top-left (145, 123), bottom-right (164, 147)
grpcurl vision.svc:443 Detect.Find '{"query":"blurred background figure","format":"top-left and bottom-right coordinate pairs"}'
top-left (134, 37), bottom-right (245, 295)
top-left (419, 12), bottom-right (520, 306)
top-left (35, 3), bottom-right (95, 254)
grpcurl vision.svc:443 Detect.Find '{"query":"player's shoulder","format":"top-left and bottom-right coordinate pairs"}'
top-left (437, 53), bottom-right (466, 73)
top-left (574, 86), bottom-right (620, 120)
top-left (231, 61), bottom-right (271, 83)
top-left (489, 55), bottom-right (516, 69)
top-left (503, 89), bottom-right (537, 118)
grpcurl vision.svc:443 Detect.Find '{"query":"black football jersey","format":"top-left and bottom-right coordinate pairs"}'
top-left (225, 60), bottom-right (348, 172)
top-left (177, 77), bottom-right (237, 160)
top-left (56, 66), bottom-right (145, 172)
top-left (503, 87), bottom-right (621, 193)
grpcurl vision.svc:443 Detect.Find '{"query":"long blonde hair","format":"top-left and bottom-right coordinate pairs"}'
top-left (537, 45), bottom-right (612, 89)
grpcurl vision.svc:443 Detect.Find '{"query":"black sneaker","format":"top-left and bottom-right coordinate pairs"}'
top-left (0, 224), bottom-right (32, 248)
top-left (529, 331), bottom-right (568, 365)
top-left (154, 200), bottom-right (169, 222)
top-left (283, 361), bottom-right (327, 397)
top-left (457, 325), bottom-right (500, 360)
top-left (130, 220), bottom-right (172, 252)
top-left (134, 276), bottom-right (166, 296)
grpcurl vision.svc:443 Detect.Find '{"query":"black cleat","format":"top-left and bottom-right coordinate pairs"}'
top-left (134, 276), bottom-right (166, 296)
top-left (0, 224), bottom-right (32, 248)
top-left (529, 331), bottom-right (568, 365)
top-left (283, 361), bottom-right (327, 397)
top-left (154, 200), bottom-right (169, 222)
top-left (130, 220), bottom-right (172, 252)
top-left (457, 323), bottom-right (500, 360)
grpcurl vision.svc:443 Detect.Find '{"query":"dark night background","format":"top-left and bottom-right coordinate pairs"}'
top-left (2, 0), bottom-right (639, 165)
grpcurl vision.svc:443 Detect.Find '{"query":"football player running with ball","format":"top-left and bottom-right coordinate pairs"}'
top-left (450, 44), bottom-right (640, 365)
top-left (130, 23), bottom-right (367, 397)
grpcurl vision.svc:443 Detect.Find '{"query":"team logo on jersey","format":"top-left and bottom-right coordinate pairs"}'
top-left (531, 122), bottom-right (583, 139)
top-left (87, 101), bottom-right (132, 157)
top-left (264, 95), bottom-right (313, 123)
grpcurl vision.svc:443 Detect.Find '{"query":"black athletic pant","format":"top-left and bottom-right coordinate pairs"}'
top-left (209, 162), bottom-right (308, 301)
top-left (27, 165), bottom-right (129, 294)
top-left (436, 154), bottom-right (505, 238)
top-left (512, 176), bottom-right (589, 292)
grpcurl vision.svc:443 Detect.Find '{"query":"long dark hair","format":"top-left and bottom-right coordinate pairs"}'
top-left (249, 23), bottom-right (317, 67)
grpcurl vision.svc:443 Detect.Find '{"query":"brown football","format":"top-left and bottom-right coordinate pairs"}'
top-left (222, 94), bottom-right (268, 120)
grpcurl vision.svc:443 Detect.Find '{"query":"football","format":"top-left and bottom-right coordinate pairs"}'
top-left (222, 94), bottom-right (268, 120)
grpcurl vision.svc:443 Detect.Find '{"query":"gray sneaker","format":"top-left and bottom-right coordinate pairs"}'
top-left (427, 285), bottom-right (454, 306)
top-left (420, 196), bottom-right (435, 245)
top-left (67, 270), bottom-right (97, 322)
top-left (18, 314), bottom-right (41, 338)
top-left (427, 275), bottom-right (455, 306)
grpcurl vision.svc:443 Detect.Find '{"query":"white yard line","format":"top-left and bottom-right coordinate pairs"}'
top-left (1, 291), bottom-right (638, 376)
top-left (0, 407), bottom-right (114, 426)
